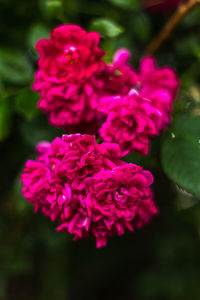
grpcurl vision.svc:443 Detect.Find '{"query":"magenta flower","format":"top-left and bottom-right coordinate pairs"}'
top-left (21, 160), bottom-right (64, 221)
top-left (99, 55), bottom-right (179, 155)
top-left (47, 134), bottom-right (124, 186)
top-left (101, 49), bottom-right (138, 95)
top-left (58, 164), bottom-right (157, 248)
top-left (138, 56), bottom-right (179, 130)
top-left (143, 89), bottom-right (173, 131)
top-left (35, 24), bottom-right (105, 83)
top-left (33, 24), bottom-right (106, 131)
top-left (139, 56), bottom-right (179, 99)
top-left (33, 43), bottom-right (138, 132)
top-left (35, 72), bottom-right (103, 129)
top-left (21, 134), bottom-right (157, 247)
top-left (99, 90), bottom-right (162, 155)
top-left (21, 134), bottom-right (123, 221)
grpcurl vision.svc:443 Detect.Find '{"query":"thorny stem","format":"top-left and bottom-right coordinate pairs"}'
top-left (144, 0), bottom-right (200, 55)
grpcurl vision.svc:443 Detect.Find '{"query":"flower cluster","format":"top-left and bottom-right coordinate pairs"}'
top-left (22, 24), bottom-right (180, 246)
top-left (34, 25), bottom-right (179, 155)
top-left (33, 25), bottom-right (135, 131)
top-left (33, 26), bottom-right (140, 132)
top-left (21, 134), bottom-right (157, 247)
top-left (99, 54), bottom-right (179, 155)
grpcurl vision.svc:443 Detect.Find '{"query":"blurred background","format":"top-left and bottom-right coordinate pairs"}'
top-left (1, 0), bottom-right (200, 299)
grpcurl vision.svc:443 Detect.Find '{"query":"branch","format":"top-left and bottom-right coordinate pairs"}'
top-left (144, 0), bottom-right (200, 55)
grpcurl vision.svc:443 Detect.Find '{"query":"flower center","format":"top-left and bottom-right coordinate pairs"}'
top-left (63, 46), bottom-right (80, 65)
top-left (114, 189), bottom-right (127, 203)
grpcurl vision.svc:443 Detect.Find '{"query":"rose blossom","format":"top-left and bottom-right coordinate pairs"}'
top-left (33, 24), bottom-right (106, 131)
top-left (99, 53), bottom-right (179, 154)
top-left (35, 24), bottom-right (105, 83)
top-left (21, 160), bottom-right (65, 221)
top-left (33, 39), bottom-right (138, 132)
top-left (100, 49), bottom-right (138, 96)
top-left (21, 134), bottom-right (157, 247)
top-left (35, 73), bottom-right (103, 130)
top-left (138, 56), bottom-right (179, 130)
top-left (99, 89), bottom-right (162, 155)
top-left (139, 56), bottom-right (179, 99)
top-left (58, 164), bottom-right (157, 248)
top-left (21, 134), bottom-right (123, 222)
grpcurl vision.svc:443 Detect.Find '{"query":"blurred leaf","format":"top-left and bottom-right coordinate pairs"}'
top-left (20, 115), bottom-right (62, 147)
top-left (181, 62), bottom-right (200, 88)
top-left (130, 13), bottom-right (151, 43)
top-left (90, 18), bottom-right (124, 38)
top-left (172, 115), bottom-right (200, 139)
top-left (0, 278), bottom-right (6, 298)
top-left (0, 80), bottom-right (5, 97)
top-left (27, 23), bottom-right (50, 51)
top-left (15, 88), bottom-right (39, 120)
top-left (46, 0), bottom-right (62, 10)
top-left (4, 251), bottom-right (31, 274)
top-left (113, 34), bottom-right (133, 51)
top-left (101, 39), bottom-right (115, 63)
top-left (39, 0), bottom-right (64, 20)
top-left (108, 0), bottom-right (139, 10)
top-left (0, 49), bottom-right (32, 84)
top-left (0, 98), bottom-right (11, 141)
top-left (176, 184), bottom-right (199, 210)
top-left (161, 116), bottom-right (200, 198)
top-left (38, 239), bottom-right (69, 300)
top-left (12, 173), bottom-right (32, 215)
top-left (175, 35), bottom-right (200, 58)
top-left (182, 6), bottom-right (200, 27)
top-left (173, 89), bottom-right (196, 116)
top-left (138, 268), bottom-right (186, 298)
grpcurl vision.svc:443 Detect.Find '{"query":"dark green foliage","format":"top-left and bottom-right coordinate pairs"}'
top-left (15, 88), bottom-right (40, 120)
top-left (1, 0), bottom-right (200, 299)
top-left (90, 18), bottom-right (124, 37)
top-left (162, 116), bottom-right (200, 197)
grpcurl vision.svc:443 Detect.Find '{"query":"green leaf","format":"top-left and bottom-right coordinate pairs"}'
top-left (90, 18), bottom-right (123, 38)
top-left (39, 0), bottom-right (64, 19)
top-left (182, 6), bottom-right (200, 27)
top-left (27, 23), bottom-right (50, 51)
top-left (175, 36), bottom-right (200, 58)
top-left (0, 98), bottom-right (11, 141)
top-left (172, 115), bottom-right (200, 140)
top-left (161, 116), bottom-right (200, 197)
top-left (108, 0), bottom-right (139, 9)
top-left (15, 88), bottom-right (39, 120)
top-left (0, 49), bottom-right (33, 84)
top-left (130, 13), bottom-right (151, 43)
top-left (20, 115), bottom-right (62, 147)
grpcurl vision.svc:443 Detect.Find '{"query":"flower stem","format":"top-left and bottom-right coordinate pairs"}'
top-left (144, 0), bottom-right (200, 55)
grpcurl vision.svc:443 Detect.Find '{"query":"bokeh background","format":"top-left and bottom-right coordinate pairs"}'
top-left (1, 0), bottom-right (200, 299)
